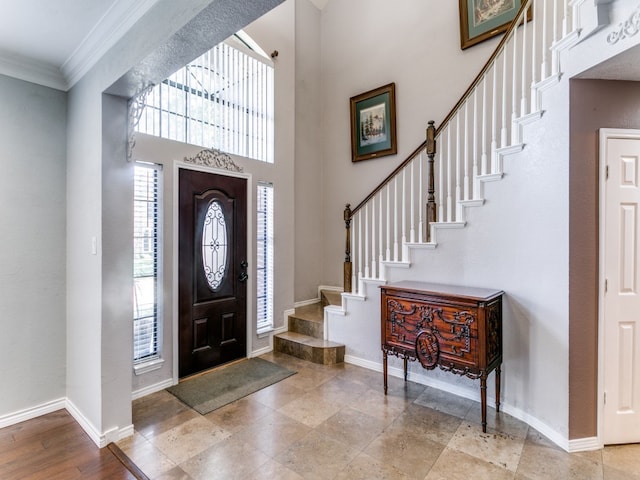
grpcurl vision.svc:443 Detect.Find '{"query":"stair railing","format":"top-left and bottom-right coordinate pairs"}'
top-left (343, 0), bottom-right (577, 295)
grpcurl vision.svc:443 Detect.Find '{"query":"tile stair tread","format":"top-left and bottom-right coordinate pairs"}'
top-left (321, 290), bottom-right (343, 306)
top-left (292, 303), bottom-right (323, 323)
top-left (276, 331), bottom-right (343, 348)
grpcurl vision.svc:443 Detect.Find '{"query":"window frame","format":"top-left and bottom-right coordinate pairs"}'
top-left (133, 162), bottom-right (164, 374)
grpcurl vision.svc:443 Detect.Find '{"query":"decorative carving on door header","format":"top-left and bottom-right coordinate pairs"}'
top-left (607, 5), bottom-right (640, 45)
top-left (184, 149), bottom-right (244, 173)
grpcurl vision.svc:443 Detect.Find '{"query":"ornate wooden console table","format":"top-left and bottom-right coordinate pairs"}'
top-left (380, 281), bottom-right (503, 432)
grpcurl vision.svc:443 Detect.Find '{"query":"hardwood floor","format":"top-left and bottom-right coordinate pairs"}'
top-left (0, 409), bottom-right (139, 479)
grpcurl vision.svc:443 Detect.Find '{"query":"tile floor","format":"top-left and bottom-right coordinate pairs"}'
top-left (118, 352), bottom-right (640, 479)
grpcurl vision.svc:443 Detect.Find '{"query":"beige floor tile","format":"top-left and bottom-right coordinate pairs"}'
top-left (204, 396), bottom-right (273, 433)
top-left (121, 353), bottom-right (633, 480)
top-left (516, 443), bottom-right (604, 479)
top-left (603, 443), bottom-right (640, 477)
top-left (149, 416), bottom-right (231, 465)
top-left (309, 374), bottom-right (371, 407)
top-left (179, 435), bottom-right (270, 480)
top-left (116, 431), bottom-right (177, 478)
top-left (393, 403), bottom-right (463, 445)
top-left (275, 430), bottom-right (362, 480)
top-left (414, 387), bottom-right (475, 419)
top-left (248, 377), bottom-right (307, 410)
top-left (279, 366), bottom-right (337, 391)
top-left (465, 404), bottom-right (529, 439)
top-left (603, 464), bottom-right (640, 480)
top-left (425, 447), bottom-right (515, 480)
top-left (155, 466), bottom-right (193, 480)
top-left (277, 390), bottom-right (343, 428)
top-left (334, 452), bottom-right (413, 480)
top-left (448, 421), bottom-right (526, 472)
top-left (232, 410), bottom-right (312, 458)
top-left (364, 422), bottom-right (446, 479)
top-left (314, 407), bottom-right (387, 450)
top-left (244, 459), bottom-right (304, 480)
top-left (349, 387), bottom-right (409, 426)
top-left (133, 390), bottom-right (200, 439)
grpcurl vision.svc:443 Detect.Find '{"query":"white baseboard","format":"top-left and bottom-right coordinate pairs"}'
top-left (65, 398), bottom-right (105, 447)
top-left (568, 436), bottom-right (601, 452)
top-left (343, 354), bottom-right (574, 452)
top-left (0, 397), bottom-right (66, 429)
top-left (132, 378), bottom-right (175, 400)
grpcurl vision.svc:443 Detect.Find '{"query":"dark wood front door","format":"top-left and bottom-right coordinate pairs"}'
top-left (178, 169), bottom-right (247, 378)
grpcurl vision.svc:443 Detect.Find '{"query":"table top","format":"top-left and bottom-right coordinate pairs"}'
top-left (381, 281), bottom-right (503, 301)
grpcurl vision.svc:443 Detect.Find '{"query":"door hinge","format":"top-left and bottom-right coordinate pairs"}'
top-left (605, 279), bottom-right (608, 293)
top-left (606, 165), bottom-right (609, 179)
top-left (604, 391), bottom-right (607, 405)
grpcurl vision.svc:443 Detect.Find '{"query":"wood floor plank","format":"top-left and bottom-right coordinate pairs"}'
top-left (0, 410), bottom-right (141, 480)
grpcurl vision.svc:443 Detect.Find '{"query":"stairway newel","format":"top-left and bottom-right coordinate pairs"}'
top-left (426, 121), bottom-right (437, 242)
top-left (344, 204), bottom-right (353, 293)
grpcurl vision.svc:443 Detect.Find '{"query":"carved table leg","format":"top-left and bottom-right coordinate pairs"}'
top-left (383, 351), bottom-right (388, 395)
top-left (403, 356), bottom-right (408, 382)
top-left (480, 374), bottom-right (487, 433)
top-left (495, 364), bottom-right (501, 413)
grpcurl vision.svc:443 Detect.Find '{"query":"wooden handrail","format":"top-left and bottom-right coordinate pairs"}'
top-left (434, 0), bottom-right (530, 137)
top-left (350, 140), bottom-right (427, 217)
top-left (347, 0), bottom-right (530, 219)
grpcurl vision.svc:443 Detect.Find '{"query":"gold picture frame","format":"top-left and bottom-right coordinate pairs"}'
top-left (350, 83), bottom-right (397, 162)
top-left (459, 0), bottom-right (530, 50)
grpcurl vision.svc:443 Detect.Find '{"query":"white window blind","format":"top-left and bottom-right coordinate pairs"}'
top-left (257, 183), bottom-right (274, 332)
top-left (136, 35), bottom-right (274, 163)
top-left (133, 163), bottom-right (162, 362)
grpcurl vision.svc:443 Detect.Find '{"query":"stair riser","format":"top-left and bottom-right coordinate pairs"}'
top-left (288, 315), bottom-right (323, 339)
top-left (274, 336), bottom-right (344, 365)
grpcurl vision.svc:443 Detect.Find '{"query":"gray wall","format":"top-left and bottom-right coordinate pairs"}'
top-left (0, 74), bottom-right (67, 417)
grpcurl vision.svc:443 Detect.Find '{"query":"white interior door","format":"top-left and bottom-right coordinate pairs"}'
top-left (601, 128), bottom-right (640, 445)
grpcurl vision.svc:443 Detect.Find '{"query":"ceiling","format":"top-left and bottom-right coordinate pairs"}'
top-left (0, 0), bottom-right (330, 92)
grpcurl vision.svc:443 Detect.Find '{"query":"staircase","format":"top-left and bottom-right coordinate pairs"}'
top-left (274, 289), bottom-right (345, 364)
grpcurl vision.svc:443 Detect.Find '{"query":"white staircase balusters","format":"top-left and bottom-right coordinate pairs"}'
top-left (419, 153), bottom-right (424, 243)
top-left (464, 102), bottom-right (471, 202)
top-left (521, 11), bottom-right (529, 117)
top-left (481, 76), bottom-right (488, 176)
top-left (541, 0), bottom-right (549, 80)
top-left (341, 0), bottom-right (586, 295)
top-left (364, 204), bottom-right (369, 279)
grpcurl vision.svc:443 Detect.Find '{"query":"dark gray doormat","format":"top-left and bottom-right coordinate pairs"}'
top-left (166, 357), bottom-right (296, 415)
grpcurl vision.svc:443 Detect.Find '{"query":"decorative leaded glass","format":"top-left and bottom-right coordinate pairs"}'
top-left (202, 200), bottom-right (228, 290)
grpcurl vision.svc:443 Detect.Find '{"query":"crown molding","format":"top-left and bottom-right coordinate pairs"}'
top-left (0, 53), bottom-right (66, 91)
top-left (61, 0), bottom-right (161, 89)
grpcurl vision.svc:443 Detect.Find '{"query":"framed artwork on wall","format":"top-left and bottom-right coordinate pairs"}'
top-left (350, 83), bottom-right (397, 162)
top-left (459, 0), bottom-right (530, 50)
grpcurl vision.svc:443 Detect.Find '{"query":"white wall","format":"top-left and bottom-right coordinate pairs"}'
top-left (294, 0), bottom-right (324, 301)
top-left (319, 0), bottom-right (498, 287)
top-left (65, 0), bottom-right (284, 443)
top-left (0, 75), bottom-right (67, 418)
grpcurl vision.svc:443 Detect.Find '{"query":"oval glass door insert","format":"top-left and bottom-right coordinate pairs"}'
top-left (202, 200), bottom-right (228, 290)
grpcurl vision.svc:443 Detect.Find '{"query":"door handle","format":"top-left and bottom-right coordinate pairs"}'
top-left (239, 260), bottom-right (248, 282)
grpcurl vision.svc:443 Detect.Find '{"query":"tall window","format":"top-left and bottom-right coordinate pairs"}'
top-left (135, 33), bottom-right (274, 163)
top-left (256, 183), bottom-right (274, 333)
top-left (133, 163), bottom-right (162, 362)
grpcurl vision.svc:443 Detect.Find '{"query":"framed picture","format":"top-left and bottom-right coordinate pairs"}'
top-left (350, 83), bottom-right (397, 162)
top-left (459, 0), bottom-right (530, 50)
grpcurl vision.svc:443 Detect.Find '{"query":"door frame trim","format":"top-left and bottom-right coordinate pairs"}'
top-left (597, 127), bottom-right (640, 446)
top-left (172, 162), bottom-right (253, 384)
